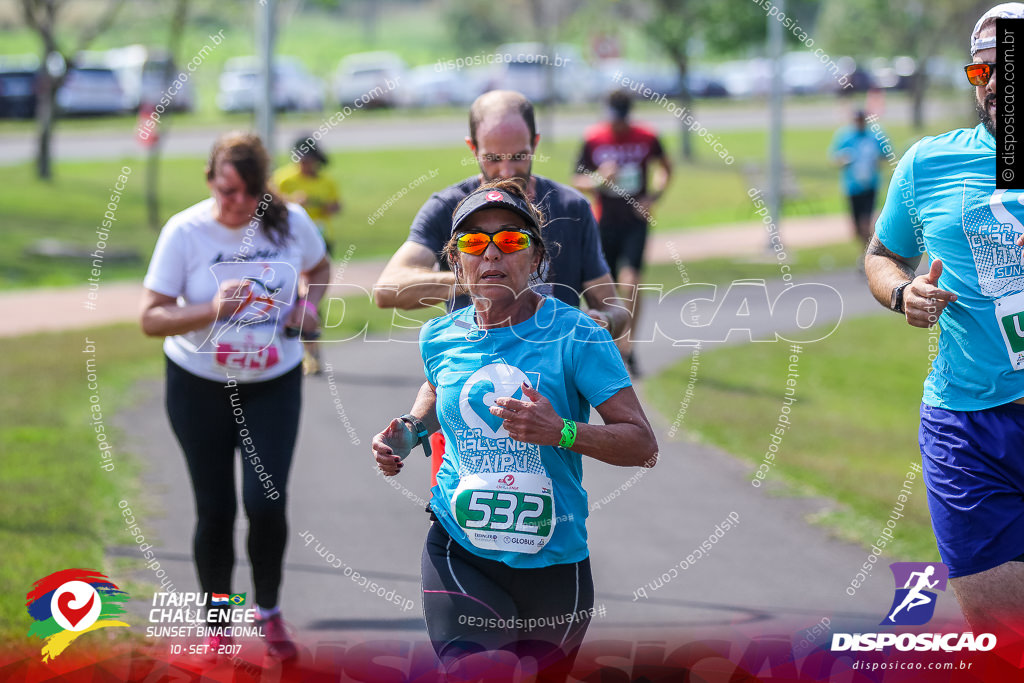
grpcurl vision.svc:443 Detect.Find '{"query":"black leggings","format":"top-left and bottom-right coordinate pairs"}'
top-left (165, 356), bottom-right (301, 609)
top-left (421, 522), bottom-right (594, 677)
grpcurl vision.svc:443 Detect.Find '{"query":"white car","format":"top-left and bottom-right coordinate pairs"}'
top-left (333, 51), bottom-right (406, 109)
top-left (217, 56), bottom-right (324, 112)
top-left (103, 45), bottom-right (195, 112)
top-left (490, 43), bottom-right (600, 104)
top-left (717, 58), bottom-right (773, 98)
top-left (783, 51), bottom-right (841, 95)
top-left (56, 67), bottom-right (125, 116)
top-left (396, 64), bottom-right (483, 108)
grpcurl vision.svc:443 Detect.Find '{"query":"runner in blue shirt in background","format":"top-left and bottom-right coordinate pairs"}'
top-left (829, 109), bottom-right (886, 246)
top-left (866, 3), bottom-right (1024, 635)
top-left (371, 179), bottom-right (658, 680)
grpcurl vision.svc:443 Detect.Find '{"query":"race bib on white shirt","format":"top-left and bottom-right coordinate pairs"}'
top-left (211, 325), bottom-right (283, 379)
top-left (995, 290), bottom-right (1024, 371)
top-left (450, 471), bottom-right (555, 554)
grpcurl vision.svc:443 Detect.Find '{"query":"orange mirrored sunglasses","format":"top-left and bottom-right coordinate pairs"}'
top-left (455, 230), bottom-right (533, 255)
top-left (965, 63), bottom-right (997, 87)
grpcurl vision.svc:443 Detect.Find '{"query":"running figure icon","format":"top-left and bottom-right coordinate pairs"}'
top-left (887, 565), bottom-right (939, 623)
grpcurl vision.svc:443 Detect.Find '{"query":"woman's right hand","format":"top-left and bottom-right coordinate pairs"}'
top-left (211, 279), bottom-right (253, 320)
top-left (372, 418), bottom-right (416, 476)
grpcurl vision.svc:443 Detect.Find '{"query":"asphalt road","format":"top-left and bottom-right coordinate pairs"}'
top-left (111, 268), bottom-right (964, 668)
top-left (0, 97), bottom-right (973, 166)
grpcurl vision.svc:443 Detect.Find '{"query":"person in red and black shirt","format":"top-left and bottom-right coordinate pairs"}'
top-left (574, 89), bottom-right (671, 375)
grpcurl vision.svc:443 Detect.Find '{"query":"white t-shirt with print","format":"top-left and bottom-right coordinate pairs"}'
top-left (144, 198), bottom-right (326, 383)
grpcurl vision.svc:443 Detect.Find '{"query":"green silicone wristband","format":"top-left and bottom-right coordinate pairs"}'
top-left (559, 419), bottom-right (577, 448)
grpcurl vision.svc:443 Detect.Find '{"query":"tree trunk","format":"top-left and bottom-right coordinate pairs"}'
top-left (360, 1), bottom-right (378, 43)
top-left (675, 57), bottom-right (692, 163)
top-left (35, 70), bottom-right (56, 180)
top-left (911, 69), bottom-right (927, 131)
top-left (147, 0), bottom-right (189, 229)
top-left (146, 144), bottom-right (161, 228)
top-left (23, 0), bottom-right (125, 180)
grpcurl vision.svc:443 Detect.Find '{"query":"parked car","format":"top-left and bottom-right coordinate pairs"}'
top-left (596, 59), bottom-right (681, 98)
top-left (782, 51), bottom-right (841, 95)
top-left (217, 56), bottom-right (324, 113)
top-left (685, 72), bottom-right (729, 98)
top-left (56, 66), bottom-right (125, 116)
top-left (491, 43), bottom-right (600, 104)
top-left (396, 64), bottom-right (483, 108)
top-left (835, 57), bottom-right (875, 94)
top-left (103, 45), bottom-right (195, 112)
top-left (867, 56), bottom-right (917, 91)
top-left (595, 59), bottom-right (726, 101)
top-left (717, 58), bottom-right (772, 98)
top-left (333, 51), bottom-right (406, 108)
top-left (0, 56), bottom-right (39, 119)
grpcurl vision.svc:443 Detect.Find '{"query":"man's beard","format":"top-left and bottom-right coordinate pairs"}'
top-left (977, 93), bottom-right (997, 136)
top-left (480, 165), bottom-right (532, 185)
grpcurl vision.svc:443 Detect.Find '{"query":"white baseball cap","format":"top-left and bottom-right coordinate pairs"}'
top-left (972, 3), bottom-right (1024, 55)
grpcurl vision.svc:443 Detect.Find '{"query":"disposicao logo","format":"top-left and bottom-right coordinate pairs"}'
top-left (831, 562), bottom-right (996, 653)
top-left (26, 569), bottom-right (130, 662)
top-left (883, 562), bottom-right (947, 626)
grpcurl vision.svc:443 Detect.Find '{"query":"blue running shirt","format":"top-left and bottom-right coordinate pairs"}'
top-left (421, 297), bottom-right (631, 568)
top-left (875, 124), bottom-right (1024, 409)
top-left (829, 125), bottom-right (886, 195)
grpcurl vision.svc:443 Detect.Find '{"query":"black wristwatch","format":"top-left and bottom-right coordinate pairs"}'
top-left (890, 280), bottom-right (912, 314)
top-left (399, 414), bottom-right (432, 458)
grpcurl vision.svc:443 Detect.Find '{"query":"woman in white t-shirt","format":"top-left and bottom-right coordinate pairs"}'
top-left (141, 131), bottom-right (329, 660)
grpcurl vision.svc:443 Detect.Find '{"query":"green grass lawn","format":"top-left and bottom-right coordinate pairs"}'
top-left (644, 313), bottom-right (938, 561)
top-left (641, 240), bottom-right (865, 289)
top-left (1, 113), bottom-right (965, 290)
top-left (0, 324), bottom-right (163, 641)
top-left (0, 293), bottom-right (436, 641)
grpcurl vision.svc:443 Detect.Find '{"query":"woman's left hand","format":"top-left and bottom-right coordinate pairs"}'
top-left (490, 382), bottom-right (563, 446)
top-left (285, 299), bottom-right (321, 335)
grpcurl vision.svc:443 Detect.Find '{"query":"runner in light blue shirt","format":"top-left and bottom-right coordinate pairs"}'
top-left (829, 109), bottom-right (887, 245)
top-left (371, 179), bottom-right (658, 676)
top-left (865, 2), bottom-right (1024, 633)
top-left (421, 295), bottom-right (629, 569)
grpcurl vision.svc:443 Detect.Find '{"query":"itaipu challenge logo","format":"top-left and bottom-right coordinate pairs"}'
top-left (26, 569), bottom-right (130, 662)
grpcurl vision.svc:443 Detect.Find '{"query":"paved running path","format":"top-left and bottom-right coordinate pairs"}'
top-left (0, 214), bottom-right (851, 338)
top-left (0, 97), bottom-right (970, 166)
top-left (106, 263), bottom-right (962, 664)
top-left (9, 213), bottom-right (960, 670)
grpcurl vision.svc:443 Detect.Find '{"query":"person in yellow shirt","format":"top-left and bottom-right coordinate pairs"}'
top-left (273, 135), bottom-right (341, 252)
top-left (273, 136), bottom-right (341, 375)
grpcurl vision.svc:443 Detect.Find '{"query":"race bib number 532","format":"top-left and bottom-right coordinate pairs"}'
top-left (451, 472), bottom-right (555, 554)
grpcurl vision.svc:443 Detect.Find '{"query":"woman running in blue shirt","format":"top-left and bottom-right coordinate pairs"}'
top-left (371, 178), bottom-right (658, 679)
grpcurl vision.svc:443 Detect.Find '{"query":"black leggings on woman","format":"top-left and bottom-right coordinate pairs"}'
top-left (165, 356), bottom-right (301, 609)
top-left (421, 521), bottom-right (594, 678)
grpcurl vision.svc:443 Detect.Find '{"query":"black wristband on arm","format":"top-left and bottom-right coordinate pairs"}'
top-left (891, 280), bottom-right (912, 314)
top-left (399, 414), bottom-right (432, 458)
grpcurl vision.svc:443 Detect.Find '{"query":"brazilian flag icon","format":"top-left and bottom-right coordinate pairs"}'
top-left (229, 593), bottom-right (246, 606)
